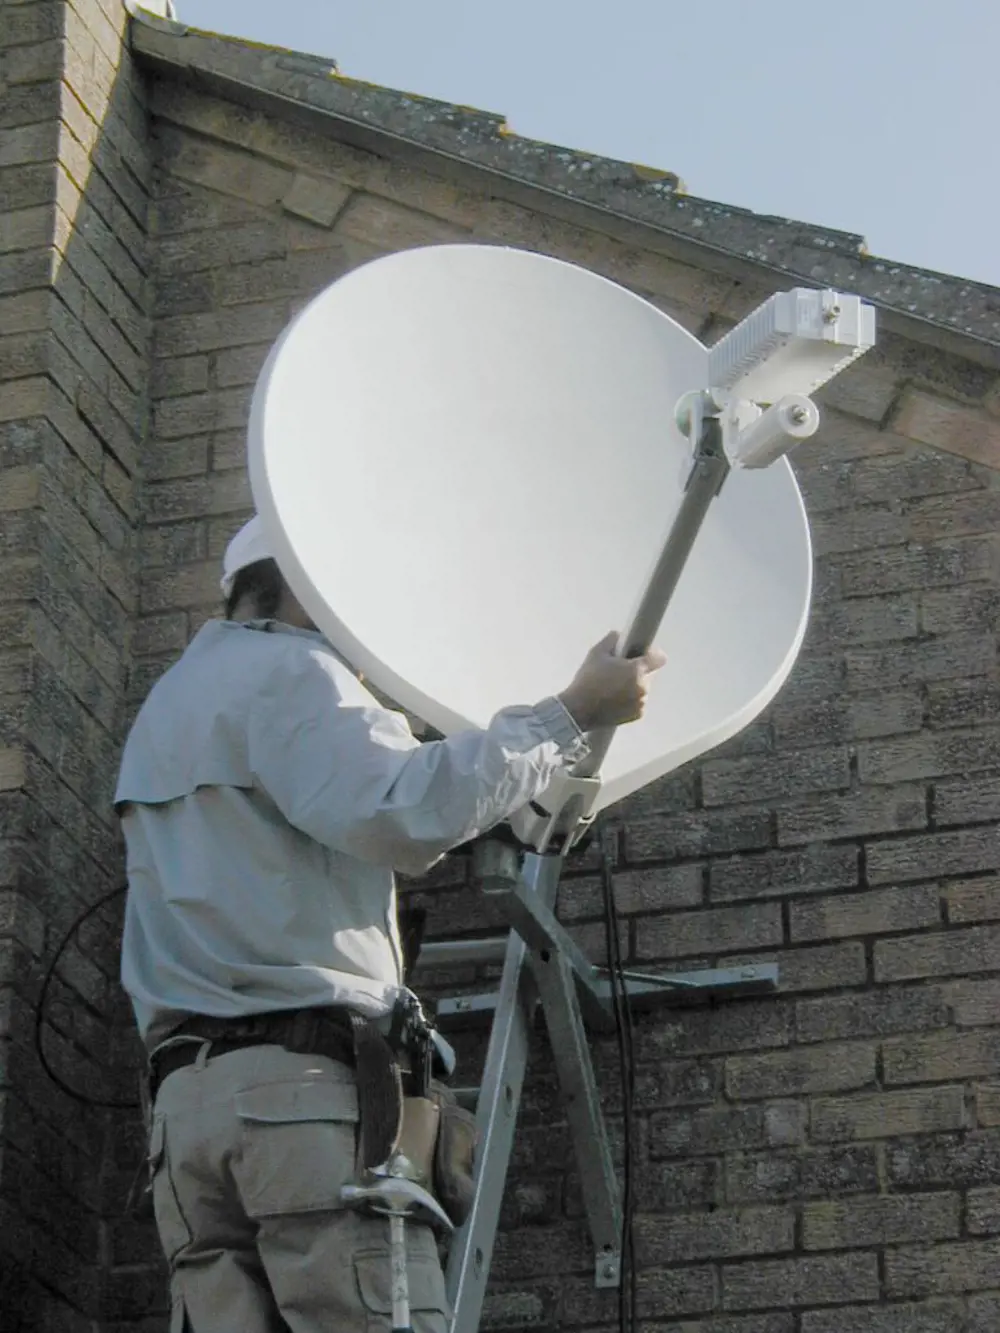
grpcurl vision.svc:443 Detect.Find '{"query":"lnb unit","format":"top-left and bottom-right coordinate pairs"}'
top-left (708, 288), bottom-right (875, 405)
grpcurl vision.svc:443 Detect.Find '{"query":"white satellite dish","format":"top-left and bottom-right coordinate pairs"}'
top-left (248, 245), bottom-right (871, 826)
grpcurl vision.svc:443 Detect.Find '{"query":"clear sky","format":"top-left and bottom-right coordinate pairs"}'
top-left (176, 0), bottom-right (998, 288)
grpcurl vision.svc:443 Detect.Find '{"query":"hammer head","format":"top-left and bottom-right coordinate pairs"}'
top-left (341, 1174), bottom-right (454, 1232)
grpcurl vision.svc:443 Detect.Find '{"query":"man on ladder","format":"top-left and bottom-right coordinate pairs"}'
top-left (116, 514), bottom-right (665, 1333)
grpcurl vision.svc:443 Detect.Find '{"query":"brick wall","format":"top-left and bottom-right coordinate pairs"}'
top-left (0, 0), bottom-right (152, 1328)
top-left (6, 20), bottom-right (1000, 1327)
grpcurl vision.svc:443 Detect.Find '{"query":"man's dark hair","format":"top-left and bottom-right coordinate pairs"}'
top-left (225, 558), bottom-right (283, 620)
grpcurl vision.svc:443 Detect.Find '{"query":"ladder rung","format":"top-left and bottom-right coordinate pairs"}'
top-left (416, 935), bottom-right (509, 969)
top-left (435, 990), bottom-right (503, 1030)
top-left (451, 1086), bottom-right (480, 1111)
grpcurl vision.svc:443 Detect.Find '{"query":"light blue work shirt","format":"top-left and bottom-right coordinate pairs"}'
top-left (115, 619), bottom-right (588, 1049)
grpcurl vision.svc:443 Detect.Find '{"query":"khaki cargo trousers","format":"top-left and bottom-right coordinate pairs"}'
top-left (149, 1041), bottom-right (451, 1333)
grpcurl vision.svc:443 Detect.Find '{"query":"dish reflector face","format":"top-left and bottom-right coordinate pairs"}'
top-left (249, 245), bottom-right (812, 813)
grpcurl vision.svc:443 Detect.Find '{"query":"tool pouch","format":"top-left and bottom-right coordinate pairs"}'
top-left (392, 1083), bottom-right (477, 1229)
top-left (429, 1082), bottom-right (477, 1228)
top-left (394, 1094), bottom-right (441, 1189)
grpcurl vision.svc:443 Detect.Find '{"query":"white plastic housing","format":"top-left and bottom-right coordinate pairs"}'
top-left (726, 394), bottom-right (821, 470)
top-left (709, 289), bottom-right (875, 404)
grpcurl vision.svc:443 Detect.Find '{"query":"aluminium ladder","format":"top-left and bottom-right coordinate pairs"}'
top-left (412, 837), bottom-right (777, 1333)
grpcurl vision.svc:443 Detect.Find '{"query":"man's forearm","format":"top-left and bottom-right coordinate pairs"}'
top-left (331, 696), bottom-right (589, 874)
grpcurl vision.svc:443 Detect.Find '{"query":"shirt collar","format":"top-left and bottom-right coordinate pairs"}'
top-left (220, 616), bottom-right (362, 667)
top-left (233, 617), bottom-right (332, 647)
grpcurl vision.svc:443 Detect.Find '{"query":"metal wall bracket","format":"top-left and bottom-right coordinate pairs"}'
top-left (436, 960), bottom-right (779, 1028)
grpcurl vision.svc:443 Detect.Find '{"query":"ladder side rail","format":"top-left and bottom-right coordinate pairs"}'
top-left (444, 853), bottom-right (562, 1333)
top-left (529, 943), bottom-right (622, 1286)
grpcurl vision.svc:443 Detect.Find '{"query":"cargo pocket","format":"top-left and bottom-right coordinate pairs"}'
top-left (148, 1116), bottom-right (193, 1264)
top-left (354, 1247), bottom-right (450, 1333)
top-left (235, 1077), bottom-right (361, 1218)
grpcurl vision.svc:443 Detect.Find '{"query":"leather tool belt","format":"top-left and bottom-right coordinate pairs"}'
top-left (148, 1007), bottom-right (357, 1100)
top-left (149, 1005), bottom-right (403, 1168)
top-left (146, 1002), bottom-right (477, 1229)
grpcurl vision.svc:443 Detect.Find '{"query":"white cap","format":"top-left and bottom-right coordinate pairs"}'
top-left (220, 515), bottom-right (273, 598)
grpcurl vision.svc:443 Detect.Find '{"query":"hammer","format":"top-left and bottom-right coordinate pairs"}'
top-left (341, 1174), bottom-right (453, 1333)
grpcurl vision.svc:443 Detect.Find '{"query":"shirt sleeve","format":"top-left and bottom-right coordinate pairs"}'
top-left (247, 646), bottom-right (590, 876)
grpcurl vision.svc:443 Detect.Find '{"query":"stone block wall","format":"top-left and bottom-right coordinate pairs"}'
top-left (5, 9), bottom-right (1000, 1328)
top-left (1, 0), bottom-right (152, 1328)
